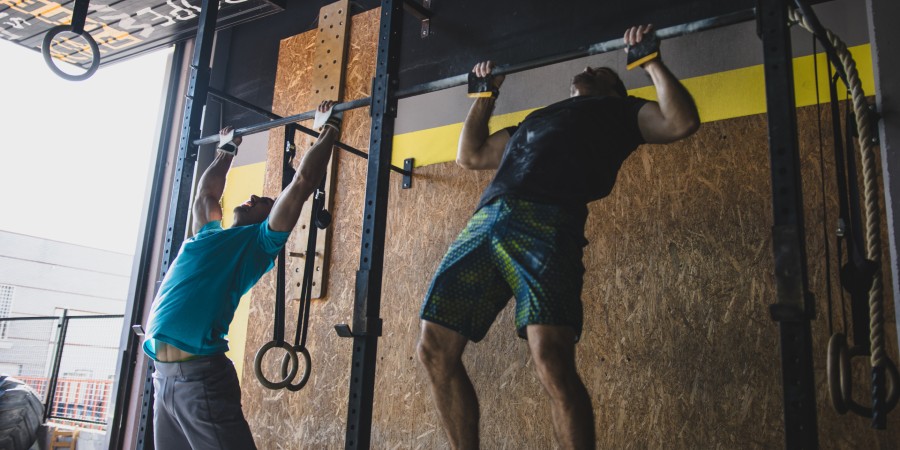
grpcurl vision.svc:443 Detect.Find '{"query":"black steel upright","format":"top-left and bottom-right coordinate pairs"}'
top-left (161, 0), bottom-right (219, 275)
top-left (342, 0), bottom-right (403, 448)
top-left (135, 0), bottom-right (220, 448)
top-left (44, 309), bottom-right (69, 421)
top-left (758, 0), bottom-right (819, 448)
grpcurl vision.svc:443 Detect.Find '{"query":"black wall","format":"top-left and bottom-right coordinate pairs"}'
top-left (211, 0), bottom-right (379, 128)
top-left (210, 0), bottom-right (834, 126)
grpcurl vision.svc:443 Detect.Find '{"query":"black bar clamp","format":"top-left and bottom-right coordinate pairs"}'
top-left (868, 104), bottom-right (881, 145)
top-left (403, 0), bottom-right (431, 38)
top-left (402, 158), bottom-right (414, 189)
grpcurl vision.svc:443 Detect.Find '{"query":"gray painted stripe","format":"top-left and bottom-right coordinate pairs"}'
top-left (395, 0), bottom-right (869, 134)
top-left (232, 130), bottom-right (270, 167)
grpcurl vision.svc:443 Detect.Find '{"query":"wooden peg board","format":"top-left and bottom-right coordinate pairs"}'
top-left (289, 0), bottom-right (351, 301)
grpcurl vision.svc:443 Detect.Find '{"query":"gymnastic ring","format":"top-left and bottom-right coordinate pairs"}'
top-left (41, 24), bottom-right (100, 81)
top-left (841, 353), bottom-right (900, 418)
top-left (845, 344), bottom-right (877, 417)
top-left (884, 358), bottom-right (900, 413)
top-left (827, 333), bottom-right (850, 414)
top-left (828, 333), bottom-right (900, 417)
top-left (848, 356), bottom-right (900, 417)
top-left (279, 346), bottom-right (312, 392)
top-left (253, 341), bottom-right (299, 390)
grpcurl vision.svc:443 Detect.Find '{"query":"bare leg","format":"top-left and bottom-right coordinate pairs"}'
top-left (417, 320), bottom-right (479, 450)
top-left (526, 325), bottom-right (595, 450)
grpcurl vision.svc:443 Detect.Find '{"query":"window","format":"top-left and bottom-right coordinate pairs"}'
top-left (0, 284), bottom-right (13, 338)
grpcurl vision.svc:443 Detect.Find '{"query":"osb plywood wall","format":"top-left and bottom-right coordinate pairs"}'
top-left (241, 7), bottom-right (900, 449)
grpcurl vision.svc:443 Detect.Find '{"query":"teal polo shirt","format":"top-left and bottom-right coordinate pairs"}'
top-left (143, 219), bottom-right (290, 360)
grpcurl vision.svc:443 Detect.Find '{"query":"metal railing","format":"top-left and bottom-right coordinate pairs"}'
top-left (0, 310), bottom-right (124, 430)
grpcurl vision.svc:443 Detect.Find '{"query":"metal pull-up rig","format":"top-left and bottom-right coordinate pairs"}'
top-left (127, 0), bottom-right (888, 448)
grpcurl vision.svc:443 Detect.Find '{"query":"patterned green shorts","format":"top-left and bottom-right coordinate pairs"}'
top-left (420, 196), bottom-right (587, 342)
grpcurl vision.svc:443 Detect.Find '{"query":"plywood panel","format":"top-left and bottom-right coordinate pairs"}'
top-left (242, 7), bottom-right (899, 449)
top-left (289, 0), bottom-right (351, 300)
top-left (241, 6), bottom-right (377, 447)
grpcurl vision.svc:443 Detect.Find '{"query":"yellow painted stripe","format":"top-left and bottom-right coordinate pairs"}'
top-left (221, 161), bottom-right (267, 384)
top-left (221, 162), bottom-right (268, 228)
top-left (393, 43), bottom-right (874, 168)
top-left (393, 108), bottom-right (539, 167)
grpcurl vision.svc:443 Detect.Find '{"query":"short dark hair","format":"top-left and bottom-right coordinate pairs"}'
top-left (574, 67), bottom-right (628, 97)
top-left (613, 77), bottom-right (627, 98)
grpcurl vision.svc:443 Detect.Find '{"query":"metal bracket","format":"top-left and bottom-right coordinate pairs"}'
top-left (769, 292), bottom-right (816, 322)
top-left (334, 324), bottom-right (354, 337)
top-left (333, 318), bottom-right (383, 338)
top-left (771, 225), bottom-right (807, 313)
top-left (869, 104), bottom-right (881, 145)
top-left (403, 0), bottom-right (432, 38)
top-left (402, 158), bottom-right (414, 189)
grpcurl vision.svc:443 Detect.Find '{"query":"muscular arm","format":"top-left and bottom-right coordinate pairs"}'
top-left (267, 126), bottom-right (338, 232)
top-left (192, 150), bottom-right (233, 233)
top-left (636, 59), bottom-right (700, 144)
top-left (622, 25), bottom-right (699, 144)
top-left (456, 61), bottom-right (509, 170)
top-left (457, 97), bottom-right (509, 170)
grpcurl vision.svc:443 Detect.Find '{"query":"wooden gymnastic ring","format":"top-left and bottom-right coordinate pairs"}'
top-left (280, 346), bottom-right (312, 392)
top-left (254, 340), bottom-right (298, 390)
top-left (41, 25), bottom-right (100, 81)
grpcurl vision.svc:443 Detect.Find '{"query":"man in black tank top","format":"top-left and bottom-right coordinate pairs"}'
top-left (418, 25), bottom-right (700, 449)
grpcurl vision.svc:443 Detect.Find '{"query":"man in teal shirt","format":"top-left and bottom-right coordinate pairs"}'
top-left (143, 100), bottom-right (340, 450)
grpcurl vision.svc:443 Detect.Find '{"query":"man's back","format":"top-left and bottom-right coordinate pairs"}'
top-left (477, 95), bottom-right (649, 217)
top-left (144, 219), bottom-right (289, 359)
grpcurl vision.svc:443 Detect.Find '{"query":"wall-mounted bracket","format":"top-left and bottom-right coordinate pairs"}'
top-left (403, 0), bottom-right (431, 38)
top-left (334, 319), bottom-right (383, 338)
top-left (334, 324), bottom-right (353, 337)
top-left (869, 104), bottom-right (881, 145)
top-left (402, 158), bottom-right (414, 189)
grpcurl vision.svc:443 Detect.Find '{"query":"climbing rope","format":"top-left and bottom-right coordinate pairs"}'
top-left (787, 6), bottom-right (899, 425)
top-left (788, 4), bottom-right (884, 376)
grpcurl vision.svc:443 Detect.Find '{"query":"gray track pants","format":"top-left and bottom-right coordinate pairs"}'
top-left (153, 354), bottom-right (257, 450)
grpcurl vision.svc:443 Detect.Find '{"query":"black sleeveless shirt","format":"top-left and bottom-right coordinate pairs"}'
top-left (476, 94), bottom-right (648, 223)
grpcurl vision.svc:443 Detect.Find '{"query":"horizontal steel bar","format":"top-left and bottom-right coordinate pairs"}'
top-left (47, 415), bottom-right (107, 425)
top-left (194, 97), bottom-right (371, 145)
top-left (194, 8), bottom-right (754, 146)
top-left (0, 315), bottom-right (124, 322)
top-left (199, 90), bottom-right (407, 175)
top-left (396, 8), bottom-right (757, 97)
top-left (208, 88), bottom-right (282, 121)
top-left (402, 0), bottom-right (431, 21)
top-left (290, 122), bottom-right (408, 175)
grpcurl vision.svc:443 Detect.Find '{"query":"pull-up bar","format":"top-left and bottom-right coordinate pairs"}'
top-left (193, 8), bottom-right (755, 147)
top-left (208, 88), bottom-right (409, 175)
